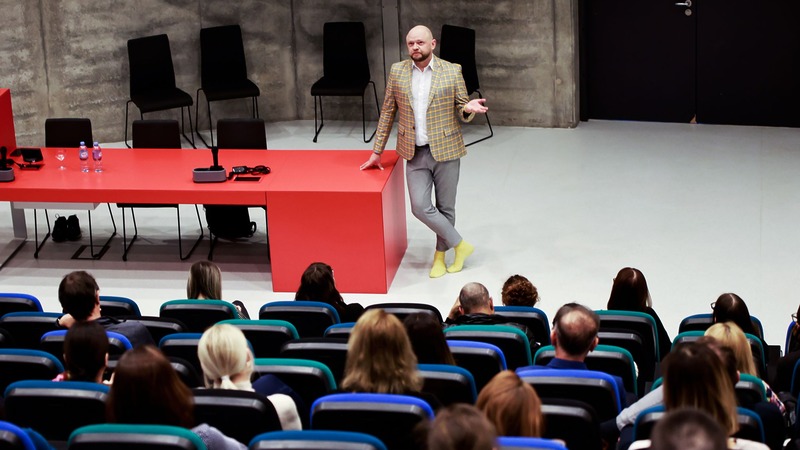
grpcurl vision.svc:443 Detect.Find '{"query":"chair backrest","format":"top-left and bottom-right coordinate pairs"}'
top-left (44, 118), bottom-right (93, 148)
top-left (311, 393), bottom-right (433, 450)
top-left (736, 373), bottom-right (768, 406)
top-left (418, 363), bottom-right (477, 406)
top-left (438, 24), bottom-right (480, 94)
top-left (323, 322), bottom-right (356, 339)
top-left (132, 119), bottom-right (182, 149)
top-left (192, 388), bottom-right (282, 444)
top-left (444, 324), bottom-right (531, 370)
top-left (0, 349), bottom-right (64, 394)
top-left (675, 330), bottom-right (767, 379)
top-left (259, 301), bottom-right (341, 338)
top-left (0, 420), bottom-right (36, 450)
top-left (493, 306), bottom-right (551, 346)
top-left (0, 312), bottom-right (62, 349)
top-left (68, 424), bottom-right (207, 450)
top-left (200, 24), bottom-right (249, 86)
top-left (517, 369), bottom-right (621, 422)
top-left (632, 404), bottom-right (665, 441)
top-left (159, 333), bottom-right (204, 376)
top-left (321, 22), bottom-right (370, 82)
top-left (0, 293), bottom-right (42, 316)
top-left (4, 380), bottom-right (109, 441)
top-left (786, 320), bottom-right (797, 355)
top-left (117, 316), bottom-right (187, 345)
top-left (159, 299), bottom-right (237, 333)
top-left (249, 430), bottom-right (387, 450)
top-left (127, 34), bottom-right (178, 96)
top-left (597, 310), bottom-right (659, 367)
top-left (496, 436), bottom-right (569, 450)
top-left (634, 405), bottom-right (765, 444)
top-left (364, 303), bottom-right (443, 323)
top-left (447, 340), bottom-right (506, 392)
top-left (532, 344), bottom-right (637, 396)
top-left (216, 118), bottom-right (267, 149)
top-left (279, 337), bottom-right (348, 384)
top-left (252, 357), bottom-right (337, 415)
top-left (540, 401), bottom-right (602, 450)
top-left (679, 312), bottom-right (765, 340)
top-left (99, 295), bottom-right (141, 318)
top-left (597, 330), bottom-right (652, 391)
top-left (40, 329), bottom-right (132, 365)
top-left (219, 319), bottom-right (299, 358)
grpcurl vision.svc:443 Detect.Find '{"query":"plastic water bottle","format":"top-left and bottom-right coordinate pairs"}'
top-left (92, 142), bottom-right (103, 173)
top-left (79, 141), bottom-right (89, 173)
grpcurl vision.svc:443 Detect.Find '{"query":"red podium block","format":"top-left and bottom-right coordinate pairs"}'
top-left (0, 89), bottom-right (17, 151)
top-left (267, 151), bottom-right (407, 294)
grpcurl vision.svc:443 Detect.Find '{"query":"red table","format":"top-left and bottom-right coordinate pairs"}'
top-left (0, 147), bottom-right (407, 293)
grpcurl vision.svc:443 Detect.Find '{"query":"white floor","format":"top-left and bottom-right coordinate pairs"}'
top-left (1, 119), bottom-right (799, 349)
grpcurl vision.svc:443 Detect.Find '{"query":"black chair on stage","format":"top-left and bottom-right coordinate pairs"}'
top-left (125, 34), bottom-right (194, 148)
top-left (310, 22), bottom-right (379, 143)
top-left (438, 24), bottom-right (493, 146)
top-left (196, 24), bottom-right (260, 147)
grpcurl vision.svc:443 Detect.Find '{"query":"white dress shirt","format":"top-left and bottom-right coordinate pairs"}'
top-left (411, 61), bottom-right (433, 147)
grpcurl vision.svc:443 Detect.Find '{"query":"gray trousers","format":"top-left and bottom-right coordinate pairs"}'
top-left (406, 145), bottom-right (462, 251)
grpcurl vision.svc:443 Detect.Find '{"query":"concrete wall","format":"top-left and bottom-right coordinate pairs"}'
top-left (0, 0), bottom-right (578, 146)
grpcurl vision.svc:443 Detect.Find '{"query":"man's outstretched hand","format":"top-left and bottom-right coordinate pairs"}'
top-left (465, 98), bottom-right (488, 114)
top-left (360, 152), bottom-right (384, 171)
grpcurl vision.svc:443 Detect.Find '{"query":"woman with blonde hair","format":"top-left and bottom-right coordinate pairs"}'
top-left (187, 261), bottom-right (249, 319)
top-left (197, 324), bottom-right (302, 430)
top-left (341, 309), bottom-right (441, 409)
top-left (476, 370), bottom-right (544, 437)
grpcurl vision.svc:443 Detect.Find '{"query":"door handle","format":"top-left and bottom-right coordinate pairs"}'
top-left (675, 0), bottom-right (692, 6)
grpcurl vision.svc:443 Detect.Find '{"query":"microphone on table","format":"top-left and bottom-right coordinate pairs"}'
top-left (0, 146), bottom-right (14, 182)
top-left (210, 146), bottom-right (223, 170)
top-left (0, 146), bottom-right (6, 169)
top-left (192, 145), bottom-right (226, 183)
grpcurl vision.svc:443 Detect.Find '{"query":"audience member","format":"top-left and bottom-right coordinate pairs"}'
top-left (713, 293), bottom-right (767, 350)
top-left (341, 309), bottom-right (441, 409)
top-left (197, 324), bottom-right (302, 430)
top-left (107, 345), bottom-right (246, 449)
top-left (476, 370), bottom-right (543, 437)
top-left (628, 408), bottom-right (728, 450)
top-left (56, 271), bottom-right (154, 348)
top-left (187, 261), bottom-right (250, 319)
top-left (501, 274), bottom-right (539, 307)
top-left (421, 404), bottom-right (497, 450)
top-left (607, 267), bottom-right (671, 360)
top-left (294, 262), bottom-right (364, 323)
top-left (403, 312), bottom-right (455, 365)
top-left (54, 321), bottom-right (108, 383)
top-left (775, 304), bottom-right (800, 393)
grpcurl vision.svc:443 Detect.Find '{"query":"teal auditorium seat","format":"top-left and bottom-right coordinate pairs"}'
top-left (160, 299), bottom-right (237, 333)
top-left (69, 424), bottom-right (207, 449)
top-left (259, 301), bottom-right (340, 338)
top-left (219, 319), bottom-right (299, 358)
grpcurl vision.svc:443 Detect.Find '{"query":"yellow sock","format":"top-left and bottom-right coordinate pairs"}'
top-left (429, 251), bottom-right (447, 278)
top-left (447, 240), bottom-right (474, 273)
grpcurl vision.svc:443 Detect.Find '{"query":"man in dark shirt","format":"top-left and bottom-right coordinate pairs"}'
top-left (56, 270), bottom-right (154, 348)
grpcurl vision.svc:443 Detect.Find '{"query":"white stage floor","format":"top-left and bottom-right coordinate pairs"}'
top-left (1, 119), bottom-right (798, 349)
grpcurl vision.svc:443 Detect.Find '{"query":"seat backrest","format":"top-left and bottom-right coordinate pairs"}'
top-left (252, 357), bottom-right (337, 414)
top-left (44, 118), bottom-right (93, 148)
top-left (68, 424), bottom-right (207, 450)
top-left (632, 404), bottom-right (665, 441)
top-left (200, 24), bottom-right (249, 86)
top-left (127, 34), bottom-right (178, 95)
top-left (279, 337), bottom-right (348, 384)
top-left (321, 22), bottom-right (370, 82)
top-left (99, 295), bottom-right (141, 318)
top-left (219, 319), bottom-right (299, 358)
top-left (40, 329), bottom-right (132, 365)
top-left (0, 312), bottom-right (62, 349)
top-left (159, 299), bottom-right (237, 333)
top-left (447, 340), bottom-right (506, 392)
top-left (597, 330), bottom-right (653, 390)
top-left (597, 310), bottom-right (659, 364)
top-left (517, 369), bottom-right (621, 422)
top-left (0, 420), bottom-right (36, 450)
top-left (159, 333), bottom-right (204, 376)
top-left (4, 380), bottom-right (108, 441)
top-left (444, 324), bottom-right (532, 370)
top-left (216, 118), bottom-right (267, 150)
top-left (438, 24), bottom-right (479, 94)
top-left (249, 430), bottom-right (387, 450)
top-left (192, 388), bottom-right (282, 444)
top-left (364, 303), bottom-right (443, 323)
top-left (736, 373), bottom-right (768, 407)
top-left (494, 306), bottom-right (550, 346)
top-left (735, 407), bottom-right (765, 443)
top-left (0, 293), bottom-right (42, 316)
top-left (540, 401), bottom-right (602, 450)
top-left (418, 363), bottom-right (477, 406)
top-left (259, 301), bottom-right (341, 338)
top-left (496, 436), bottom-right (569, 450)
top-left (0, 349), bottom-right (64, 394)
top-left (785, 320), bottom-right (797, 355)
top-left (132, 119), bottom-right (182, 149)
top-left (311, 393), bottom-right (433, 450)
top-left (532, 344), bottom-right (637, 396)
top-left (117, 316), bottom-right (187, 345)
top-left (679, 312), bottom-right (765, 339)
top-left (323, 322), bottom-right (356, 339)
top-left (745, 333), bottom-right (767, 379)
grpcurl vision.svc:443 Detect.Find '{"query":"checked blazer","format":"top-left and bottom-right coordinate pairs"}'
top-left (373, 55), bottom-right (475, 162)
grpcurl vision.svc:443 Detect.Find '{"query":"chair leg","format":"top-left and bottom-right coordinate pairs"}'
top-left (33, 210), bottom-right (51, 259)
top-left (180, 106), bottom-right (196, 148)
top-left (76, 205), bottom-right (117, 260)
top-left (121, 207), bottom-right (139, 261)
top-left (124, 101), bottom-right (133, 148)
top-left (177, 205), bottom-right (204, 261)
top-left (195, 88), bottom-right (211, 149)
top-left (313, 96), bottom-right (324, 143)
top-left (465, 90), bottom-right (494, 147)
top-left (207, 233), bottom-right (218, 261)
top-left (252, 96), bottom-right (259, 118)
top-left (362, 81), bottom-right (378, 143)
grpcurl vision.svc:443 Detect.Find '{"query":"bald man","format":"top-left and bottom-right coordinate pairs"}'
top-left (361, 25), bottom-right (488, 278)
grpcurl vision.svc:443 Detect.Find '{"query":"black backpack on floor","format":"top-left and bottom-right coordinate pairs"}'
top-left (204, 205), bottom-right (256, 239)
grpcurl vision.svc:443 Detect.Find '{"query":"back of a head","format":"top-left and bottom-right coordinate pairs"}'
top-left (187, 260), bottom-right (222, 300)
top-left (552, 303), bottom-right (599, 357)
top-left (107, 345), bottom-right (193, 427)
top-left (476, 370), bottom-right (543, 437)
top-left (404, 312), bottom-right (455, 365)
top-left (58, 270), bottom-right (99, 320)
top-left (607, 267), bottom-right (651, 310)
top-left (501, 275), bottom-right (539, 307)
top-left (650, 408), bottom-right (728, 450)
top-left (712, 293), bottom-right (756, 335)
top-left (198, 323), bottom-right (253, 390)
top-left (425, 404), bottom-right (497, 450)
top-left (458, 282), bottom-right (492, 314)
top-left (64, 321), bottom-right (109, 382)
top-left (704, 322), bottom-right (757, 376)
top-left (342, 309), bottom-right (421, 393)
top-left (295, 262), bottom-right (343, 309)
